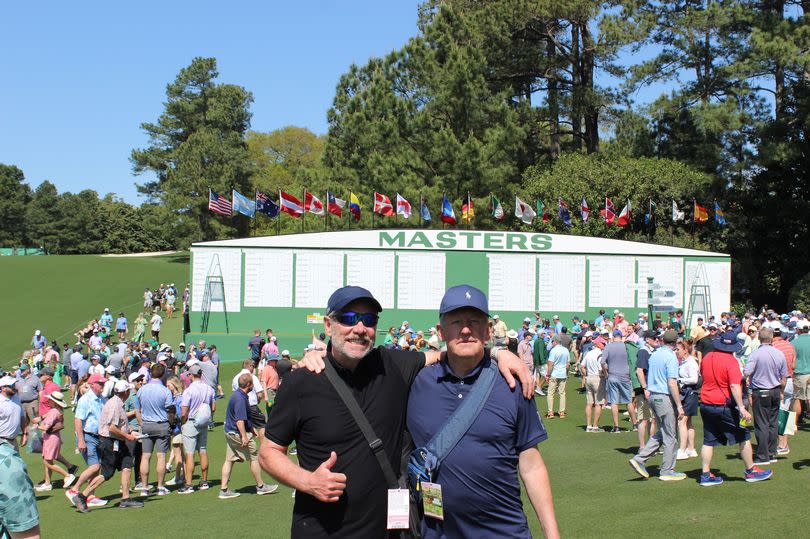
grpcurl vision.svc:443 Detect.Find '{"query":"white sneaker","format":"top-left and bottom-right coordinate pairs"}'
top-left (165, 477), bottom-right (179, 487)
top-left (35, 483), bottom-right (53, 492)
top-left (687, 449), bottom-right (698, 458)
top-left (63, 474), bottom-right (77, 489)
top-left (676, 449), bottom-right (689, 460)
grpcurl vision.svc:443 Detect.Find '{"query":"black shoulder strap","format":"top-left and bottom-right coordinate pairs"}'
top-left (323, 358), bottom-right (399, 488)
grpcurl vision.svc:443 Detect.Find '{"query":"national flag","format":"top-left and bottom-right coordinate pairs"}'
top-left (644, 200), bottom-right (657, 226)
top-left (461, 195), bottom-right (474, 224)
top-left (672, 200), bottom-right (685, 222)
top-left (441, 195), bottom-right (456, 225)
top-left (490, 195), bottom-right (504, 221)
top-left (537, 199), bottom-right (550, 223)
top-left (256, 191), bottom-right (280, 218)
top-left (515, 196), bottom-right (536, 224)
top-left (304, 190), bottom-right (325, 216)
top-left (349, 192), bottom-right (361, 220)
top-left (373, 192), bottom-right (395, 216)
top-left (208, 189), bottom-right (232, 216)
top-left (327, 192), bottom-right (345, 217)
top-left (714, 201), bottom-right (727, 225)
top-left (617, 200), bottom-right (632, 227)
top-left (420, 196), bottom-right (432, 222)
top-left (279, 191), bottom-right (303, 217)
top-left (694, 200), bottom-right (709, 223)
top-left (231, 189), bottom-right (255, 217)
top-left (396, 194), bottom-right (411, 218)
top-left (600, 197), bottom-right (616, 225)
top-left (558, 198), bottom-right (572, 227)
top-left (581, 197), bottom-right (590, 223)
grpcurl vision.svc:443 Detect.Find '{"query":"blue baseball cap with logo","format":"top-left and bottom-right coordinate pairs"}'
top-left (327, 286), bottom-right (382, 314)
top-left (439, 285), bottom-right (489, 316)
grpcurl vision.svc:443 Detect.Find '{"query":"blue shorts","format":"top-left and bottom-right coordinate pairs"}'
top-left (700, 404), bottom-right (751, 446)
top-left (70, 369), bottom-right (79, 384)
top-left (606, 378), bottom-right (632, 405)
top-left (80, 432), bottom-right (101, 466)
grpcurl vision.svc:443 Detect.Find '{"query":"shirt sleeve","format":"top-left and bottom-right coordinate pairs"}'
top-left (385, 347), bottom-right (426, 387)
top-left (666, 356), bottom-right (679, 379)
top-left (75, 398), bottom-right (89, 421)
top-left (726, 358), bottom-right (743, 385)
top-left (515, 384), bottom-right (548, 451)
top-left (0, 451), bottom-right (39, 533)
top-left (264, 371), bottom-right (303, 446)
top-left (41, 410), bottom-right (58, 431)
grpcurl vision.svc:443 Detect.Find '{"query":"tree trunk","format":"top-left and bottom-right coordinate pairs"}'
top-left (546, 20), bottom-right (561, 159)
top-left (571, 21), bottom-right (582, 151)
top-left (770, 0), bottom-right (786, 119)
top-left (580, 20), bottom-right (599, 153)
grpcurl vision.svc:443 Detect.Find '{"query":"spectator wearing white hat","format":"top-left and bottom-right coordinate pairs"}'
top-left (75, 380), bottom-right (143, 512)
top-left (35, 391), bottom-right (77, 491)
top-left (427, 327), bottom-right (441, 350)
top-left (518, 317), bottom-right (533, 340)
top-left (31, 329), bottom-right (47, 350)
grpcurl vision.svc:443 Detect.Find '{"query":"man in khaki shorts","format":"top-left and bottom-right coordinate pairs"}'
top-left (218, 373), bottom-right (278, 499)
top-left (580, 335), bottom-right (606, 431)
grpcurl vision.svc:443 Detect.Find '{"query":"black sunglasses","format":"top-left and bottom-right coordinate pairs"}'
top-left (332, 311), bottom-right (379, 327)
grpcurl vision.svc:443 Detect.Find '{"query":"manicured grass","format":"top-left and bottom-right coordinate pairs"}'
top-left (20, 369), bottom-right (810, 538)
top-left (7, 255), bottom-right (809, 537)
top-left (0, 253), bottom-right (189, 365)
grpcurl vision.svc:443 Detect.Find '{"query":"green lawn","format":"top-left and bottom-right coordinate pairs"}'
top-left (6, 254), bottom-right (809, 537)
top-left (0, 253), bottom-right (189, 365)
top-left (20, 367), bottom-right (810, 538)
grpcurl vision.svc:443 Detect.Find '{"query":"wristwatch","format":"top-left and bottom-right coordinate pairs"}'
top-left (490, 346), bottom-right (504, 362)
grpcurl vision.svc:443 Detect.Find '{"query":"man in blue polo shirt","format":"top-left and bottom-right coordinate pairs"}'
top-left (136, 364), bottom-right (174, 496)
top-left (407, 285), bottom-right (559, 539)
top-left (628, 329), bottom-right (686, 481)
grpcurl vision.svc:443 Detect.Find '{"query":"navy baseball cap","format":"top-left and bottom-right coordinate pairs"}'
top-left (327, 286), bottom-right (382, 314)
top-left (439, 285), bottom-right (489, 316)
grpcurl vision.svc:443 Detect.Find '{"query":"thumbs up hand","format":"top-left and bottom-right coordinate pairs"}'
top-left (306, 451), bottom-right (347, 502)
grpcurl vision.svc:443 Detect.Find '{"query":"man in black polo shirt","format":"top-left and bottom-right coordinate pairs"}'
top-left (260, 286), bottom-right (531, 538)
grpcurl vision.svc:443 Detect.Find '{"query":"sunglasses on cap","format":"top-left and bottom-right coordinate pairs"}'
top-left (331, 311), bottom-right (379, 327)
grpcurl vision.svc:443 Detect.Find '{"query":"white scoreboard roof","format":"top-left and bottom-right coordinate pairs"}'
top-left (192, 229), bottom-right (727, 258)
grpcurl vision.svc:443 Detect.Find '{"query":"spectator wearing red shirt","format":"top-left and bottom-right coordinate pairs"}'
top-left (697, 330), bottom-right (772, 486)
top-left (771, 328), bottom-right (796, 376)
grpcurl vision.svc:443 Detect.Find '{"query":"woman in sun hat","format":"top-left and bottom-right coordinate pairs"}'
top-left (35, 391), bottom-right (77, 491)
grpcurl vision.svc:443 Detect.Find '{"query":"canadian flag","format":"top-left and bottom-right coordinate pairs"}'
top-left (617, 200), bottom-right (632, 226)
top-left (374, 192), bottom-right (395, 216)
top-left (304, 191), bottom-right (325, 216)
top-left (279, 191), bottom-right (303, 218)
top-left (396, 194), bottom-right (411, 218)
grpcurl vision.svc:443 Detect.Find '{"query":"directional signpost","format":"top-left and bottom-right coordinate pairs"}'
top-left (628, 278), bottom-right (678, 321)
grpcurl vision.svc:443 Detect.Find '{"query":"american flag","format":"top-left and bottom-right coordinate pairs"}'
top-left (208, 189), bottom-right (232, 216)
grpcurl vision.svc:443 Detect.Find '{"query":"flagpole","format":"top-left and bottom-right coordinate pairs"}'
top-left (371, 194), bottom-right (375, 230)
top-left (419, 194), bottom-right (423, 229)
top-left (278, 190), bottom-right (282, 236)
top-left (325, 191), bottom-right (329, 231)
top-left (300, 188), bottom-right (305, 233)
top-left (691, 198), bottom-right (695, 238)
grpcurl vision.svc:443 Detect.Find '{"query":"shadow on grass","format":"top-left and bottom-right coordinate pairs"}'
top-left (792, 459), bottom-right (810, 470)
top-left (164, 254), bottom-right (190, 265)
top-left (614, 446), bottom-right (639, 455)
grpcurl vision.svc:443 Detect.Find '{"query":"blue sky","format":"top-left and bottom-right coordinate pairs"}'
top-left (1, 0), bottom-right (422, 203)
top-left (1, 1), bottom-right (707, 205)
